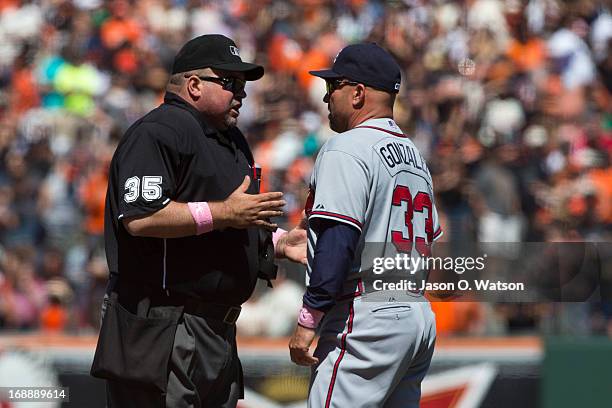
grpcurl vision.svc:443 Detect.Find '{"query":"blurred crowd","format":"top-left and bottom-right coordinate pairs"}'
top-left (0, 0), bottom-right (610, 337)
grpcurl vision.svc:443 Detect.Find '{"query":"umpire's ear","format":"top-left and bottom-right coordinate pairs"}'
top-left (352, 84), bottom-right (366, 109)
top-left (186, 75), bottom-right (203, 100)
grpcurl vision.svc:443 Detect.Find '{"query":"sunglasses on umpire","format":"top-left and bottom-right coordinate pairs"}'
top-left (187, 74), bottom-right (247, 94)
top-left (325, 79), bottom-right (359, 95)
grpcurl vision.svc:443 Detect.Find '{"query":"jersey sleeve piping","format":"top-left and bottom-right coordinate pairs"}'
top-left (433, 226), bottom-right (443, 241)
top-left (309, 211), bottom-right (362, 233)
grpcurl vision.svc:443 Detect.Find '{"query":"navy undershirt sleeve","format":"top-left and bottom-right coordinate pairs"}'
top-left (303, 219), bottom-right (360, 312)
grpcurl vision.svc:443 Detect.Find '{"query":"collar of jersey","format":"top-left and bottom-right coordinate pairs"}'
top-left (164, 92), bottom-right (218, 136)
top-left (355, 117), bottom-right (401, 133)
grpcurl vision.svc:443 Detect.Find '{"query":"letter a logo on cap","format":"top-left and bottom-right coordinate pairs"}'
top-left (229, 46), bottom-right (240, 56)
top-left (395, 83), bottom-right (400, 90)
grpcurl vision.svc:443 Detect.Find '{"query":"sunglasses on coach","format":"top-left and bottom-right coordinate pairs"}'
top-left (325, 79), bottom-right (359, 95)
top-left (188, 75), bottom-right (247, 94)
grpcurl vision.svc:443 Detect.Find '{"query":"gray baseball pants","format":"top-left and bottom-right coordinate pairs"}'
top-left (309, 296), bottom-right (436, 408)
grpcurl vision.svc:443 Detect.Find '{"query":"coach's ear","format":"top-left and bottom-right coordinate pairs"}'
top-left (352, 84), bottom-right (366, 109)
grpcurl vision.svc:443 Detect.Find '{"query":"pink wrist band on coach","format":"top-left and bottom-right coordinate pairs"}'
top-left (298, 304), bottom-right (324, 329)
top-left (188, 202), bottom-right (214, 235)
top-left (272, 228), bottom-right (287, 251)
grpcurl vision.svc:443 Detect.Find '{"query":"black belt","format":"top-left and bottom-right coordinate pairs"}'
top-left (183, 298), bottom-right (242, 325)
top-left (149, 292), bottom-right (241, 325)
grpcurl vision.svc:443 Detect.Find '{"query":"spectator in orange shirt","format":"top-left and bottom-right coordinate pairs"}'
top-left (78, 161), bottom-right (109, 237)
top-left (100, 0), bottom-right (142, 51)
top-left (507, 15), bottom-right (547, 72)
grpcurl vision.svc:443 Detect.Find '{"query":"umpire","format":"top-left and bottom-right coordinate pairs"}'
top-left (91, 34), bottom-right (306, 407)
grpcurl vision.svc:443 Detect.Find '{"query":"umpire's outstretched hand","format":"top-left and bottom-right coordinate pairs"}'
top-left (209, 176), bottom-right (285, 231)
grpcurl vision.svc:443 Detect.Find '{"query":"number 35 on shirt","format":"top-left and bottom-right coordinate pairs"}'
top-left (124, 176), bottom-right (163, 203)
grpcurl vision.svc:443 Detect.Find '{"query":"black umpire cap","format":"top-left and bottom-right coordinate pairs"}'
top-left (172, 34), bottom-right (264, 81)
top-left (309, 43), bottom-right (401, 93)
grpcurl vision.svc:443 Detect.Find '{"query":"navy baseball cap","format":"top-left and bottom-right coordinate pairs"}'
top-left (309, 43), bottom-right (401, 93)
top-left (172, 34), bottom-right (264, 81)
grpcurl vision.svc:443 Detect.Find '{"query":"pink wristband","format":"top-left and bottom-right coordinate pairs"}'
top-left (272, 228), bottom-right (287, 256)
top-left (188, 202), bottom-right (214, 235)
top-left (297, 304), bottom-right (324, 329)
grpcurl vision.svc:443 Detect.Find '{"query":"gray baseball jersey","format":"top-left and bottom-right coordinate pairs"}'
top-left (305, 118), bottom-right (443, 295)
top-left (305, 118), bottom-right (441, 408)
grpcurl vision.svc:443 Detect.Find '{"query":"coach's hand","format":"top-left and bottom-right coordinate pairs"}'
top-left (289, 324), bottom-right (318, 366)
top-left (210, 176), bottom-right (285, 231)
top-left (276, 226), bottom-right (307, 264)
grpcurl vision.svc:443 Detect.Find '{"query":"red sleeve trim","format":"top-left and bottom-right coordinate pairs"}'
top-left (309, 211), bottom-right (363, 230)
top-left (433, 227), bottom-right (443, 240)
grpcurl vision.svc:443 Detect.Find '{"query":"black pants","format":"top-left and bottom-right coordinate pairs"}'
top-left (106, 312), bottom-right (243, 408)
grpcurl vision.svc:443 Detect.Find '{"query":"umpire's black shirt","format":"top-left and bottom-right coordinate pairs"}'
top-left (104, 92), bottom-right (261, 305)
